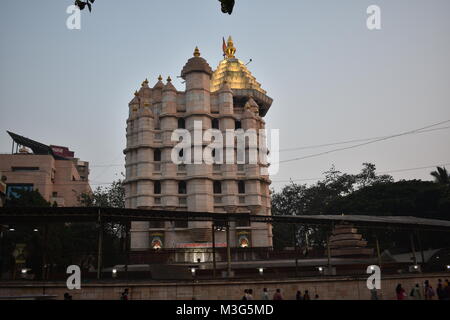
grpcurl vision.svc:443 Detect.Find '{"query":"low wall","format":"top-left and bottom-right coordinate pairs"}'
top-left (0, 273), bottom-right (447, 300)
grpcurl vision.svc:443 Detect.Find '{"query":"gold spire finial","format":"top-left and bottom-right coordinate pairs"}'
top-left (134, 90), bottom-right (139, 96)
top-left (193, 46), bottom-right (201, 57)
top-left (167, 76), bottom-right (172, 82)
top-left (225, 36), bottom-right (236, 59)
top-left (158, 75), bottom-right (163, 81)
top-left (142, 78), bottom-right (149, 86)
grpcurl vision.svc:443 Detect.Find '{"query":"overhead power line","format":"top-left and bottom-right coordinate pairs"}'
top-left (277, 119), bottom-right (450, 164)
top-left (279, 125), bottom-right (450, 152)
top-left (86, 122), bottom-right (450, 168)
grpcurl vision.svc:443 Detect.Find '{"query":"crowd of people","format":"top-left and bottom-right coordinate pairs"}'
top-left (395, 279), bottom-right (450, 300)
top-left (241, 288), bottom-right (319, 300)
top-left (63, 278), bottom-right (450, 300)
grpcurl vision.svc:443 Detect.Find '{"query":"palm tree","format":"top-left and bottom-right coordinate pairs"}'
top-left (430, 166), bottom-right (450, 184)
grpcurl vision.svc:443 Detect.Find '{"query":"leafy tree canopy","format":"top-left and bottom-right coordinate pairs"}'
top-left (79, 179), bottom-right (125, 208)
top-left (271, 163), bottom-right (450, 250)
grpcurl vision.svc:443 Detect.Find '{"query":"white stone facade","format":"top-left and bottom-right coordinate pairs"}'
top-left (124, 40), bottom-right (273, 251)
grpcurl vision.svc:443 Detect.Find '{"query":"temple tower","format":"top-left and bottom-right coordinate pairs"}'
top-left (124, 38), bottom-right (274, 257)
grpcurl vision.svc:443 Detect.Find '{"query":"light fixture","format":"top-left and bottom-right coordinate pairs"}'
top-left (318, 267), bottom-right (324, 273)
top-left (9, 228), bottom-right (15, 232)
top-left (258, 268), bottom-right (264, 275)
top-left (446, 265), bottom-right (450, 271)
top-left (21, 269), bottom-right (27, 274)
top-left (33, 228), bottom-right (39, 232)
top-left (191, 268), bottom-right (196, 276)
top-left (112, 268), bottom-right (117, 278)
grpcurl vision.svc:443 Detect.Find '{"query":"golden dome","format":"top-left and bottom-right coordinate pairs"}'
top-left (211, 37), bottom-right (266, 94)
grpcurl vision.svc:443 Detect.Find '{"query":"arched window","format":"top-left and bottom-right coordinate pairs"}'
top-left (212, 118), bottom-right (219, 129)
top-left (178, 181), bottom-right (187, 194)
top-left (154, 181), bottom-right (161, 194)
top-left (213, 181), bottom-right (222, 194)
top-left (235, 120), bottom-right (242, 129)
top-left (154, 149), bottom-right (161, 162)
top-left (238, 181), bottom-right (246, 194)
top-left (178, 118), bottom-right (185, 129)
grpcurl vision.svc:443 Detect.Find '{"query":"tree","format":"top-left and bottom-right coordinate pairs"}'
top-left (430, 166), bottom-right (449, 185)
top-left (79, 179), bottom-right (125, 208)
top-left (271, 163), bottom-right (393, 250)
top-left (78, 179), bottom-right (126, 265)
top-left (5, 189), bottom-right (51, 207)
top-left (355, 162), bottom-right (393, 188)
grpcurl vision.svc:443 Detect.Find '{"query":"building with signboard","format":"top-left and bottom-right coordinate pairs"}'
top-left (124, 37), bottom-right (274, 254)
top-left (0, 131), bottom-right (91, 207)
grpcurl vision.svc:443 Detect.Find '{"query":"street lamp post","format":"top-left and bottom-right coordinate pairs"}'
top-left (211, 223), bottom-right (216, 279)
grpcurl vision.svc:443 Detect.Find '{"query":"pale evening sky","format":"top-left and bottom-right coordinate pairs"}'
top-left (0, 0), bottom-right (449, 191)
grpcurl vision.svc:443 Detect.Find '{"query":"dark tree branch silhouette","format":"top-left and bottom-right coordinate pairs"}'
top-left (430, 166), bottom-right (450, 184)
top-left (74, 0), bottom-right (236, 15)
top-left (75, 0), bottom-right (95, 12)
top-left (219, 0), bottom-right (235, 14)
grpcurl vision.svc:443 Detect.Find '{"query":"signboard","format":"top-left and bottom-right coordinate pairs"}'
top-left (50, 145), bottom-right (75, 158)
top-left (150, 233), bottom-right (164, 249)
top-left (237, 231), bottom-right (251, 248)
top-left (13, 243), bottom-right (27, 264)
top-left (6, 184), bottom-right (33, 199)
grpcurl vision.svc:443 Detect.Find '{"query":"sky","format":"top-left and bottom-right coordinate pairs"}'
top-left (0, 0), bottom-right (449, 191)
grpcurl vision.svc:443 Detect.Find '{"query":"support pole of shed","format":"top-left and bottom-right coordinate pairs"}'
top-left (409, 233), bottom-right (417, 265)
top-left (375, 235), bottom-right (382, 269)
top-left (125, 221), bottom-right (130, 281)
top-left (226, 220), bottom-right (231, 278)
top-left (96, 209), bottom-right (103, 280)
top-left (212, 223), bottom-right (216, 279)
top-left (293, 224), bottom-right (298, 277)
top-left (416, 230), bottom-right (426, 268)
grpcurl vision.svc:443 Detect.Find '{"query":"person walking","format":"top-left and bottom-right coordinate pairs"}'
top-left (63, 293), bottom-right (73, 300)
top-left (370, 287), bottom-right (379, 300)
top-left (261, 288), bottom-right (269, 300)
top-left (303, 290), bottom-right (310, 300)
top-left (242, 289), bottom-right (248, 301)
top-left (444, 279), bottom-right (450, 300)
top-left (273, 289), bottom-right (283, 300)
top-left (396, 284), bottom-right (406, 300)
top-left (296, 290), bottom-right (302, 300)
top-left (424, 280), bottom-right (435, 300)
top-left (410, 284), bottom-right (422, 300)
top-left (437, 282), bottom-right (445, 300)
top-left (247, 289), bottom-right (254, 300)
top-left (120, 288), bottom-right (129, 300)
